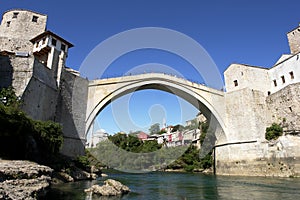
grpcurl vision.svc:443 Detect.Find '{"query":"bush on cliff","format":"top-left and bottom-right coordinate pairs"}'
top-left (0, 87), bottom-right (63, 161)
top-left (265, 123), bottom-right (283, 141)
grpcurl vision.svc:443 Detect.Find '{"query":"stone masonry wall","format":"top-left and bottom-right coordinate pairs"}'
top-left (0, 10), bottom-right (47, 41)
top-left (21, 59), bottom-right (58, 121)
top-left (266, 82), bottom-right (300, 132)
top-left (0, 37), bottom-right (33, 53)
top-left (56, 69), bottom-right (88, 157)
top-left (215, 135), bottom-right (300, 177)
top-left (224, 88), bottom-right (268, 142)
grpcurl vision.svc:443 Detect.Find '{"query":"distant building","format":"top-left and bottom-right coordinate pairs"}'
top-left (137, 132), bottom-right (149, 141)
top-left (87, 129), bottom-right (108, 148)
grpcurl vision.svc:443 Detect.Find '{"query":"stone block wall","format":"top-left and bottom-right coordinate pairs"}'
top-left (287, 26), bottom-right (300, 54)
top-left (215, 135), bottom-right (300, 177)
top-left (266, 82), bottom-right (300, 132)
top-left (56, 68), bottom-right (88, 157)
top-left (0, 9), bottom-right (47, 40)
top-left (224, 88), bottom-right (268, 142)
top-left (0, 37), bottom-right (33, 53)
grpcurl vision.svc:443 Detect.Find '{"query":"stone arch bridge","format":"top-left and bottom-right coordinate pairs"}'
top-left (85, 73), bottom-right (227, 143)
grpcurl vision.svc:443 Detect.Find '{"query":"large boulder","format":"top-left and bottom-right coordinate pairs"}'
top-left (0, 160), bottom-right (53, 200)
top-left (85, 179), bottom-right (130, 196)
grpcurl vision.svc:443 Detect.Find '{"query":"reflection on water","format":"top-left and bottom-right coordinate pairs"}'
top-left (44, 172), bottom-right (300, 200)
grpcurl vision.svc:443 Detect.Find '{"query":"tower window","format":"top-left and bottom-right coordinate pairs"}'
top-left (51, 38), bottom-right (57, 46)
top-left (273, 80), bottom-right (277, 87)
top-left (268, 91), bottom-right (271, 96)
top-left (12, 12), bottom-right (19, 19)
top-left (290, 71), bottom-right (294, 79)
top-left (233, 80), bottom-right (238, 87)
top-left (281, 76), bottom-right (285, 84)
top-left (42, 38), bottom-right (46, 44)
top-left (32, 15), bottom-right (38, 22)
top-left (61, 44), bottom-right (66, 51)
top-left (6, 21), bottom-right (11, 27)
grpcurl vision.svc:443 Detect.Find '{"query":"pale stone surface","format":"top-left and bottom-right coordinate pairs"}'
top-left (215, 135), bottom-right (300, 177)
top-left (266, 82), bottom-right (300, 132)
top-left (84, 179), bottom-right (130, 196)
top-left (287, 24), bottom-right (300, 54)
top-left (0, 160), bottom-right (53, 200)
top-left (0, 9), bottom-right (47, 40)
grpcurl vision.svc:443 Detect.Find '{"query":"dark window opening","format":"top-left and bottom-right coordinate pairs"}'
top-left (36, 42), bottom-right (38, 48)
top-left (6, 21), bottom-right (11, 27)
top-left (42, 38), bottom-right (46, 44)
top-left (281, 76), bottom-right (285, 84)
top-left (289, 106), bottom-right (293, 112)
top-left (273, 80), bottom-right (277, 87)
top-left (268, 91), bottom-right (271, 96)
top-left (290, 71), bottom-right (294, 79)
top-left (241, 72), bottom-right (244, 76)
top-left (233, 80), bottom-right (238, 87)
top-left (51, 38), bottom-right (57, 46)
top-left (61, 44), bottom-right (66, 51)
top-left (32, 15), bottom-right (38, 22)
top-left (12, 12), bottom-right (19, 19)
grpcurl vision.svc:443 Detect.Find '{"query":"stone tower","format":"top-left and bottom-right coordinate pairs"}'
top-left (0, 9), bottom-right (47, 52)
top-left (287, 24), bottom-right (300, 54)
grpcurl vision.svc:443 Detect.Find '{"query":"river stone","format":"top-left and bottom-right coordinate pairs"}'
top-left (0, 160), bottom-right (53, 181)
top-left (84, 179), bottom-right (130, 196)
top-left (0, 160), bottom-right (53, 200)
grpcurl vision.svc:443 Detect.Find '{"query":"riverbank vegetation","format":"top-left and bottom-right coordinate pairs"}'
top-left (87, 121), bottom-right (214, 173)
top-left (0, 87), bottom-right (63, 163)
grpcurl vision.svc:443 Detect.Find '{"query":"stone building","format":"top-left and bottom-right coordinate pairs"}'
top-left (224, 23), bottom-right (300, 136)
top-left (0, 9), bottom-right (88, 157)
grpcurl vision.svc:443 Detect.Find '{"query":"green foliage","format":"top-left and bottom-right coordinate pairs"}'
top-left (108, 133), bottom-right (161, 153)
top-left (76, 155), bottom-right (90, 170)
top-left (199, 122), bottom-right (209, 145)
top-left (184, 119), bottom-right (199, 130)
top-left (0, 87), bottom-right (63, 161)
top-left (33, 120), bottom-right (64, 155)
top-left (172, 124), bottom-right (184, 132)
top-left (167, 145), bottom-right (213, 172)
top-left (266, 123), bottom-right (283, 140)
top-left (0, 86), bottom-right (20, 108)
top-left (149, 123), bottom-right (160, 135)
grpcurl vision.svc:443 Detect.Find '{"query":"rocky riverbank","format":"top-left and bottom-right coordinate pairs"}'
top-left (0, 160), bottom-right (53, 200)
top-left (0, 159), bottom-right (102, 199)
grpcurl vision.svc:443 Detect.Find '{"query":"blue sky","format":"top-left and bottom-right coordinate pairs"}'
top-left (2, 0), bottom-right (300, 134)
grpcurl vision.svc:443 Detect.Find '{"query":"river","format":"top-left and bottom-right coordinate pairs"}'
top-left (45, 171), bottom-right (300, 200)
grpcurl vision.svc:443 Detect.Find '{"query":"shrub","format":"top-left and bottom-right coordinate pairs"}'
top-left (266, 123), bottom-right (283, 141)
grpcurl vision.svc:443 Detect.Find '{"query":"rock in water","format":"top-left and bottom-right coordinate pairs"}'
top-left (84, 179), bottom-right (130, 196)
top-left (0, 160), bottom-right (53, 200)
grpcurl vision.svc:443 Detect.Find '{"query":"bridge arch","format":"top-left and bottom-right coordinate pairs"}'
top-left (85, 73), bottom-right (227, 143)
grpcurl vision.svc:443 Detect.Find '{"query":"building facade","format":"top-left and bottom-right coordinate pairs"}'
top-left (0, 9), bottom-right (88, 157)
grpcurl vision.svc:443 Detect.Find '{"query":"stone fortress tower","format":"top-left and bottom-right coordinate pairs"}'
top-left (0, 9), bottom-right (88, 156)
top-left (223, 23), bottom-right (300, 139)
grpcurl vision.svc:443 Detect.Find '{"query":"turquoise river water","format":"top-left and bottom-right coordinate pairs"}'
top-left (44, 171), bottom-right (300, 200)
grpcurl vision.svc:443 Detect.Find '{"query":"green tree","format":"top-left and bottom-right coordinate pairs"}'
top-left (172, 124), bottom-right (184, 132)
top-left (266, 123), bottom-right (283, 140)
top-left (149, 123), bottom-right (160, 135)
